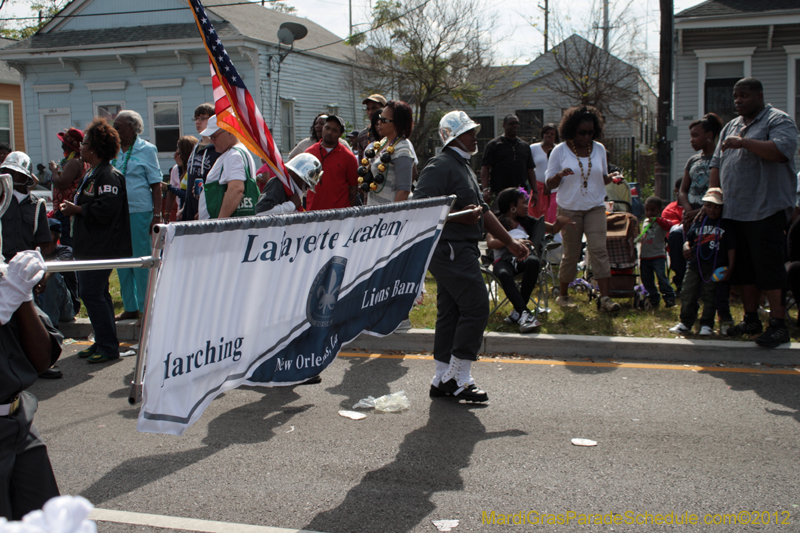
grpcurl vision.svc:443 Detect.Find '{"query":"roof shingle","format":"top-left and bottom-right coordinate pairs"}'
top-left (677, 0), bottom-right (800, 18)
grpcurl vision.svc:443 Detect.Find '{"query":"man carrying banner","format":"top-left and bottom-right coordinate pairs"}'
top-left (414, 111), bottom-right (529, 403)
top-left (256, 153), bottom-right (323, 215)
top-left (198, 115), bottom-right (260, 220)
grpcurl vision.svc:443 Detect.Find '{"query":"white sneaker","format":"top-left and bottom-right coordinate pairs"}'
top-left (669, 323), bottom-right (690, 334)
top-left (699, 325), bottom-right (713, 336)
top-left (556, 296), bottom-right (576, 308)
top-left (505, 310), bottom-right (521, 325)
top-left (518, 310), bottom-right (541, 334)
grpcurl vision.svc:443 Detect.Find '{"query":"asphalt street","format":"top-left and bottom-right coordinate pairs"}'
top-left (28, 343), bottom-right (800, 533)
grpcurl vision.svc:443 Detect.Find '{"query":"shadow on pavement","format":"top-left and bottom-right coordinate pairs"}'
top-left (80, 387), bottom-right (310, 505)
top-left (702, 370), bottom-right (800, 425)
top-left (29, 351), bottom-right (98, 402)
top-left (303, 399), bottom-right (526, 533)
top-left (325, 355), bottom-right (409, 409)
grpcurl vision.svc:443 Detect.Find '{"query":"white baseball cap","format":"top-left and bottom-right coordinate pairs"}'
top-left (200, 115), bottom-right (220, 137)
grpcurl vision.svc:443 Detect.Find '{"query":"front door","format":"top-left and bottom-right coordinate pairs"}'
top-left (42, 113), bottom-right (72, 166)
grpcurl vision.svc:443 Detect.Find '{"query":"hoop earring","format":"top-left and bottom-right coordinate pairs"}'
top-left (511, 207), bottom-right (516, 213)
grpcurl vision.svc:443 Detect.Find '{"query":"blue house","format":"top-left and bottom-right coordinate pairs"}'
top-left (0, 0), bottom-right (357, 173)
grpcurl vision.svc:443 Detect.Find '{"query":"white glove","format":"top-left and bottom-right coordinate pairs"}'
top-left (0, 249), bottom-right (45, 325)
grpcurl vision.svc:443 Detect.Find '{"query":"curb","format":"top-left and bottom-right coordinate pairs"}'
top-left (61, 319), bottom-right (799, 366)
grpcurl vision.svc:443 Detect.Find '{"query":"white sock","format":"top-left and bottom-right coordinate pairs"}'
top-left (441, 356), bottom-right (474, 387)
top-left (432, 360), bottom-right (449, 387)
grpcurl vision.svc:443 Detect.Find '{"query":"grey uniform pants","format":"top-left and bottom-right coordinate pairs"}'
top-left (0, 391), bottom-right (59, 520)
top-left (428, 240), bottom-right (489, 363)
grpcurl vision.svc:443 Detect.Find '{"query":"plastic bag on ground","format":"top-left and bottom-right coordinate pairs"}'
top-left (354, 391), bottom-right (410, 412)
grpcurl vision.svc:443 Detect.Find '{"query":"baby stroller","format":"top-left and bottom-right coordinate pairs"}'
top-left (587, 211), bottom-right (643, 309)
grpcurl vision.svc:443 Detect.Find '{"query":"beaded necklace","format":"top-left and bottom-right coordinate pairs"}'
top-left (358, 136), bottom-right (403, 194)
top-left (567, 140), bottom-right (593, 195)
top-left (111, 140), bottom-right (135, 177)
top-left (695, 215), bottom-right (721, 283)
top-left (73, 165), bottom-right (98, 203)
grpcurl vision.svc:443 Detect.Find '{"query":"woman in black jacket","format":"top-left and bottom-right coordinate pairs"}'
top-left (60, 117), bottom-right (132, 363)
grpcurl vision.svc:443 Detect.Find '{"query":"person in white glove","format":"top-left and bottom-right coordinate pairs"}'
top-left (0, 250), bottom-right (45, 325)
top-left (255, 153), bottom-right (322, 215)
top-left (0, 249), bottom-right (62, 519)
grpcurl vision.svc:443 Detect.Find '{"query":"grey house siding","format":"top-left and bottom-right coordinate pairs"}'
top-left (259, 47), bottom-right (356, 154)
top-left (673, 24), bottom-right (800, 187)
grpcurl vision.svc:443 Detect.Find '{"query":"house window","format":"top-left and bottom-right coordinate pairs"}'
top-left (784, 46), bottom-right (800, 129)
top-left (148, 98), bottom-right (182, 154)
top-left (0, 101), bottom-right (12, 146)
top-left (95, 102), bottom-right (124, 121)
top-left (515, 109), bottom-right (544, 143)
top-left (280, 99), bottom-right (294, 154)
top-left (325, 104), bottom-right (339, 117)
top-left (704, 61), bottom-right (743, 125)
top-left (694, 47), bottom-right (754, 124)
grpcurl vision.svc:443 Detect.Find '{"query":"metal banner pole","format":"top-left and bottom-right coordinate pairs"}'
top-left (128, 224), bottom-right (166, 405)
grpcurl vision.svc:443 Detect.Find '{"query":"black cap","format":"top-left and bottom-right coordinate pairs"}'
top-left (48, 217), bottom-right (62, 233)
top-left (325, 115), bottom-right (346, 133)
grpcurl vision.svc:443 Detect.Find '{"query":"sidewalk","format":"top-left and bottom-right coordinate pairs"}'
top-left (59, 318), bottom-right (800, 366)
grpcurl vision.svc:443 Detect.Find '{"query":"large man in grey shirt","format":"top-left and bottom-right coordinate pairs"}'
top-left (709, 77), bottom-right (798, 347)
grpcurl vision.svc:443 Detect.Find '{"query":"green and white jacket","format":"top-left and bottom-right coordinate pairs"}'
top-left (198, 143), bottom-right (260, 220)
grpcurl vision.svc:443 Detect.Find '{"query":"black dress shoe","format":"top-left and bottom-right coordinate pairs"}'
top-left (39, 366), bottom-right (63, 379)
top-left (297, 374), bottom-right (322, 386)
top-left (437, 379), bottom-right (489, 403)
top-left (430, 384), bottom-right (451, 398)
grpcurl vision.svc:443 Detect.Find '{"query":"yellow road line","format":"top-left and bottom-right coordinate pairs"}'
top-left (338, 351), bottom-right (800, 375)
top-left (68, 341), bottom-right (799, 375)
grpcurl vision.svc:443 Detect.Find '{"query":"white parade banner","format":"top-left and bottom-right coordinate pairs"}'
top-left (137, 197), bottom-right (453, 435)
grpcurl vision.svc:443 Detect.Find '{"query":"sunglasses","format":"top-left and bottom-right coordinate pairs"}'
top-left (576, 129), bottom-right (594, 137)
top-left (378, 115), bottom-right (394, 124)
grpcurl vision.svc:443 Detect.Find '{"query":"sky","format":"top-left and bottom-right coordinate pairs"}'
top-left (0, 0), bottom-right (706, 72)
top-left (289, 0), bottom-right (708, 66)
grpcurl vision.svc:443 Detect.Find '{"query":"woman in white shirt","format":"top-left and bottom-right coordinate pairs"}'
top-left (528, 123), bottom-right (559, 221)
top-left (546, 106), bottom-right (619, 312)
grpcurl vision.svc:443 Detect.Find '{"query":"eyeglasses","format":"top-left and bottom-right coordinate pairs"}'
top-left (378, 115), bottom-right (394, 124)
top-left (576, 129), bottom-right (594, 137)
top-left (194, 116), bottom-right (209, 122)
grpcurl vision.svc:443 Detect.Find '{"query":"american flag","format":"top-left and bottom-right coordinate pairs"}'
top-left (188, 0), bottom-right (299, 199)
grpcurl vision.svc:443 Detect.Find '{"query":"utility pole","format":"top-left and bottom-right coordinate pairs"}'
top-left (350, 0), bottom-right (359, 130)
top-left (603, 0), bottom-right (609, 51)
top-left (538, 0), bottom-right (549, 53)
top-left (656, 0), bottom-right (673, 199)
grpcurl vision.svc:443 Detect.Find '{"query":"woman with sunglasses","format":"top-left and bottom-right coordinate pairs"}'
top-left (364, 100), bottom-right (417, 205)
top-left (545, 105), bottom-right (619, 312)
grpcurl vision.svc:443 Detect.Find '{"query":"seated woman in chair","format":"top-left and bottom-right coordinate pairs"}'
top-left (486, 187), bottom-right (573, 333)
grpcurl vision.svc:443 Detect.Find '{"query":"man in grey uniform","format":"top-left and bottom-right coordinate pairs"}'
top-left (0, 173), bottom-right (61, 519)
top-left (414, 111), bottom-right (529, 402)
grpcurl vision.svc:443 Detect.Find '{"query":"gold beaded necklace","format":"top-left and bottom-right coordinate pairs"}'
top-left (568, 140), bottom-right (593, 195)
top-left (358, 136), bottom-right (403, 193)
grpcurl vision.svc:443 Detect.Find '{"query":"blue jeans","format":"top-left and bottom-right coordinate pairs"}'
top-left (77, 269), bottom-right (119, 358)
top-left (640, 257), bottom-right (675, 305)
top-left (35, 273), bottom-right (75, 327)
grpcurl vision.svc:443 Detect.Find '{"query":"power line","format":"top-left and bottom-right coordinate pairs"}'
top-left (0, 0), bottom-right (434, 54)
top-left (0, 1), bottom-right (266, 22)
